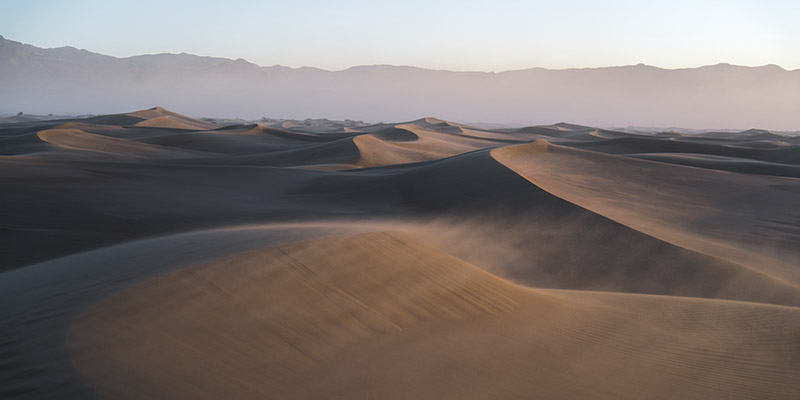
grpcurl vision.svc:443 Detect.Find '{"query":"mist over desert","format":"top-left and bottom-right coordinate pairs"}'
top-left (2, 35), bottom-right (800, 131)
top-left (2, 1), bottom-right (800, 399)
top-left (1, 105), bottom-right (799, 399)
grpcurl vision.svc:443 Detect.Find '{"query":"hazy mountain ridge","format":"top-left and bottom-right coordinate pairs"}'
top-left (2, 35), bottom-right (798, 130)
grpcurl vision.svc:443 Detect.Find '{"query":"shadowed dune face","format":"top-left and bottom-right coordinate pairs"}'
top-left (491, 141), bottom-right (800, 279)
top-left (1, 107), bottom-right (800, 399)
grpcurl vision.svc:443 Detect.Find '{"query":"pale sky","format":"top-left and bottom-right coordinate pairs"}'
top-left (2, 0), bottom-right (798, 71)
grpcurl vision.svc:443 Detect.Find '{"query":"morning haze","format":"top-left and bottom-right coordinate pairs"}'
top-left (2, 1), bottom-right (800, 400)
top-left (1, 35), bottom-right (799, 130)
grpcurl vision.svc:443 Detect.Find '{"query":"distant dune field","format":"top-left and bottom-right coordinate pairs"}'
top-left (1, 107), bottom-right (799, 399)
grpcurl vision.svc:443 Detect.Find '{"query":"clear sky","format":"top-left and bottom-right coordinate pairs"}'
top-left (2, 0), bottom-right (798, 71)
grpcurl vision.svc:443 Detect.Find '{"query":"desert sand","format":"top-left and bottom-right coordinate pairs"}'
top-left (1, 107), bottom-right (799, 399)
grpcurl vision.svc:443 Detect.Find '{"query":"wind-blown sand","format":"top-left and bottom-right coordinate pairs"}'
top-left (1, 107), bottom-right (799, 399)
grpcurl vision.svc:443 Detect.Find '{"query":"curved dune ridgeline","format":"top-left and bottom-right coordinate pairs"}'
top-left (69, 232), bottom-right (800, 400)
top-left (1, 108), bottom-right (799, 399)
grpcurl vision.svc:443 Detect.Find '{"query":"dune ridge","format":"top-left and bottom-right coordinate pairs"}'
top-left (491, 140), bottom-right (800, 281)
top-left (69, 232), bottom-right (800, 399)
top-left (1, 107), bottom-right (798, 399)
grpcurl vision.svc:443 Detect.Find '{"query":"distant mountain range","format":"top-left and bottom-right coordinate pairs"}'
top-left (2, 35), bottom-right (799, 130)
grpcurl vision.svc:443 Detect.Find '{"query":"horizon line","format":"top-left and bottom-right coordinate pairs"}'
top-left (4, 105), bottom-right (800, 135)
top-left (2, 33), bottom-right (796, 74)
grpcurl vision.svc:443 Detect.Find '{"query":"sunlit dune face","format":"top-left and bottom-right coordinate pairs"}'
top-left (1, 108), bottom-right (799, 399)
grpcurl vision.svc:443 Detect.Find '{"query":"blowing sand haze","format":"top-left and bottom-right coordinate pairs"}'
top-left (1, 107), bottom-right (799, 399)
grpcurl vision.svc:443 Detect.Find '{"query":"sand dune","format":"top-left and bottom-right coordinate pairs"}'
top-left (69, 232), bottom-right (800, 399)
top-left (492, 140), bottom-right (800, 281)
top-left (36, 127), bottom-right (203, 158)
top-left (129, 107), bottom-right (218, 130)
top-left (1, 107), bottom-right (799, 399)
top-left (627, 153), bottom-right (800, 178)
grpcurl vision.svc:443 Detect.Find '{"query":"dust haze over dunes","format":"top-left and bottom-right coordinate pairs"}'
top-left (1, 107), bottom-right (799, 399)
top-left (2, 35), bottom-right (800, 130)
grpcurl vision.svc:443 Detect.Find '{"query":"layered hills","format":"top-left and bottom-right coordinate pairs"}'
top-left (2, 35), bottom-right (800, 129)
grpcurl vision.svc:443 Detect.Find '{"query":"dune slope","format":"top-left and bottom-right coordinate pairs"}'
top-left (1, 108), bottom-right (799, 399)
top-left (492, 140), bottom-right (800, 282)
top-left (69, 232), bottom-right (800, 400)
